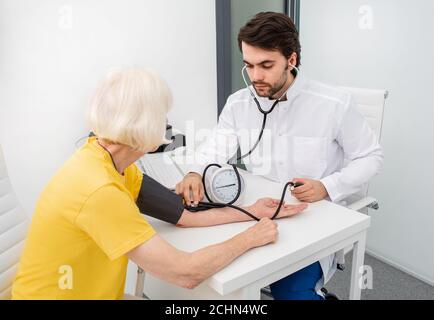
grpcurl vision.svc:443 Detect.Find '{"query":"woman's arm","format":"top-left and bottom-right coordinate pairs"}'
top-left (127, 218), bottom-right (277, 289)
top-left (176, 198), bottom-right (307, 227)
top-left (176, 207), bottom-right (250, 227)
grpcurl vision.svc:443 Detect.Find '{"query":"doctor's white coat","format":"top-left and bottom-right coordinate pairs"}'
top-left (189, 73), bottom-right (384, 290)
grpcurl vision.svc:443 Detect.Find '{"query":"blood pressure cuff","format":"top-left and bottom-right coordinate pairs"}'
top-left (136, 174), bottom-right (184, 225)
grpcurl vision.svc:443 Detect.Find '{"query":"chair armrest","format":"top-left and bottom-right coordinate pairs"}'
top-left (347, 196), bottom-right (379, 211)
top-left (336, 196), bottom-right (379, 272)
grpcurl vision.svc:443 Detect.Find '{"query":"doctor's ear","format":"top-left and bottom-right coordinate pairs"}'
top-left (287, 52), bottom-right (298, 69)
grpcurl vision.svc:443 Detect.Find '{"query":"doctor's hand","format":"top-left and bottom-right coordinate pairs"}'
top-left (175, 172), bottom-right (204, 206)
top-left (291, 178), bottom-right (329, 203)
top-left (247, 197), bottom-right (308, 219)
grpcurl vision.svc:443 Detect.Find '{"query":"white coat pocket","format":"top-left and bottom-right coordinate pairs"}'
top-left (293, 136), bottom-right (327, 178)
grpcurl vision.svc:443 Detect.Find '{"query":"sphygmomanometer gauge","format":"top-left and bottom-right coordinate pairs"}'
top-left (209, 166), bottom-right (245, 205)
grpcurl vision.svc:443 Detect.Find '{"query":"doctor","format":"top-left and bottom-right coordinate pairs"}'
top-left (176, 12), bottom-right (384, 300)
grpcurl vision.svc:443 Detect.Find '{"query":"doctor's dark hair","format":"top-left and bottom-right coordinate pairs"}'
top-left (238, 12), bottom-right (301, 71)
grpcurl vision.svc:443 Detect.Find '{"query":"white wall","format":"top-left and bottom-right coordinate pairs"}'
top-left (300, 0), bottom-right (434, 284)
top-left (0, 0), bottom-right (217, 216)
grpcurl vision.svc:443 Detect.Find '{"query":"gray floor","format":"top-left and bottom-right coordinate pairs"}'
top-left (325, 253), bottom-right (434, 300)
top-left (261, 253), bottom-right (434, 300)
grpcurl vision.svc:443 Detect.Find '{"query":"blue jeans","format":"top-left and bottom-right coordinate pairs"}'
top-left (270, 261), bottom-right (324, 300)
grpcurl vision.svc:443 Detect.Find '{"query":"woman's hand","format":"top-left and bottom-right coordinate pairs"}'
top-left (247, 197), bottom-right (308, 219)
top-left (242, 218), bottom-right (278, 248)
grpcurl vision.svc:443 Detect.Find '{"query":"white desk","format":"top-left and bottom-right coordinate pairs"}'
top-left (142, 170), bottom-right (370, 300)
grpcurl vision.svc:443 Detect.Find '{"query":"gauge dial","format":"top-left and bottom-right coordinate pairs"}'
top-left (211, 168), bottom-right (241, 203)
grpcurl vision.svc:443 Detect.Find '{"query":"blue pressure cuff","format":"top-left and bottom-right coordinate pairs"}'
top-left (136, 174), bottom-right (184, 225)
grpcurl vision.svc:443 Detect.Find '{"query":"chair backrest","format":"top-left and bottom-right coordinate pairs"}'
top-left (0, 145), bottom-right (28, 300)
top-left (338, 86), bottom-right (388, 207)
top-left (340, 86), bottom-right (388, 142)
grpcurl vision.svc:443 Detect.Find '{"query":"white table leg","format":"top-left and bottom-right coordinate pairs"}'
top-left (135, 267), bottom-right (145, 298)
top-left (230, 282), bottom-right (261, 300)
top-left (349, 232), bottom-right (367, 300)
top-left (241, 283), bottom-right (261, 300)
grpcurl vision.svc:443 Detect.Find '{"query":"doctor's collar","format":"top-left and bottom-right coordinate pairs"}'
top-left (281, 72), bottom-right (305, 104)
top-left (268, 94), bottom-right (287, 101)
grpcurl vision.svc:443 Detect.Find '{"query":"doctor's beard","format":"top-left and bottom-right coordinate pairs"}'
top-left (253, 65), bottom-right (289, 99)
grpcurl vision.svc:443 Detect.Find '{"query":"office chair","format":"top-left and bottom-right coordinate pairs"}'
top-left (334, 86), bottom-right (388, 270)
top-left (0, 144), bottom-right (29, 300)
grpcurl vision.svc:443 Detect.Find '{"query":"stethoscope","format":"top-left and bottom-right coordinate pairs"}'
top-left (185, 64), bottom-right (303, 220)
top-left (237, 64), bottom-right (299, 161)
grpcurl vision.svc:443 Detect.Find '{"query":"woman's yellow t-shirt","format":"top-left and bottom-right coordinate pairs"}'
top-left (12, 137), bottom-right (156, 299)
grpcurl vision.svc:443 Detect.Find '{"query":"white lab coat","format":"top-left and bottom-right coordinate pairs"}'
top-left (189, 72), bottom-right (384, 289)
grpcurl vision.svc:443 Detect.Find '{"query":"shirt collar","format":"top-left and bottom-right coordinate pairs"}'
top-left (85, 136), bottom-right (125, 180)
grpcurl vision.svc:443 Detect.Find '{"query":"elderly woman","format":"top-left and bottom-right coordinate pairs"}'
top-left (12, 67), bottom-right (306, 299)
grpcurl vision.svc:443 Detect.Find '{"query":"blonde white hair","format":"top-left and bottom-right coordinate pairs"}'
top-left (87, 67), bottom-right (172, 152)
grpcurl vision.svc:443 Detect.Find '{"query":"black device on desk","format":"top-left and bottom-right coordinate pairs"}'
top-left (150, 124), bottom-right (186, 153)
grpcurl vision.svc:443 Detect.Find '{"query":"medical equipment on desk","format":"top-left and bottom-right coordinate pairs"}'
top-left (136, 148), bottom-right (301, 222)
top-left (183, 64), bottom-right (303, 220)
